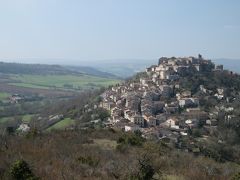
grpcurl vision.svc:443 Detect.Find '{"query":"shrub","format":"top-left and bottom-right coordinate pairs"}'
top-left (117, 133), bottom-right (144, 147)
top-left (130, 155), bottom-right (155, 180)
top-left (231, 172), bottom-right (240, 180)
top-left (77, 156), bottom-right (99, 167)
top-left (116, 143), bottom-right (128, 153)
top-left (25, 128), bottom-right (38, 139)
top-left (9, 160), bottom-right (38, 180)
top-left (192, 129), bottom-right (201, 138)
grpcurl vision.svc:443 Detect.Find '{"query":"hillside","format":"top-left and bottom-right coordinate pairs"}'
top-left (86, 58), bottom-right (240, 78)
top-left (0, 61), bottom-right (120, 92)
top-left (1, 56), bottom-right (240, 179)
top-left (91, 59), bottom-right (155, 78)
top-left (66, 65), bottom-right (119, 78)
top-left (0, 62), bottom-right (77, 75)
top-left (100, 55), bottom-right (240, 165)
top-left (0, 61), bottom-right (118, 78)
top-left (0, 62), bottom-right (120, 135)
top-left (1, 129), bottom-right (239, 179)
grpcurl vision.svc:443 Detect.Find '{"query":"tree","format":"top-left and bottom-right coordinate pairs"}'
top-left (130, 155), bottom-right (155, 180)
top-left (231, 172), bottom-right (240, 180)
top-left (96, 108), bottom-right (110, 121)
top-left (9, 160), bottom-right (38, 180)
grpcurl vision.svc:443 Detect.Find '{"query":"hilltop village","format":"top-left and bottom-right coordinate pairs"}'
top-left (99, 55), bottom-right (234, 145)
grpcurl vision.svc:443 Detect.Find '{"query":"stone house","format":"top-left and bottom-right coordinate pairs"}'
top-left (159, 85), bottom-right (173, 97)
top-left (145, 116), bottom-right (157, 127)
top-left (178, 98), bottom-right (199, 108)
top-left (130, 114), bottom-right (145, 127)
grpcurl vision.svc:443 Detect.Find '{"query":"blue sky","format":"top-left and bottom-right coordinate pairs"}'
top-left (0, 0), bottom-right (239, 63)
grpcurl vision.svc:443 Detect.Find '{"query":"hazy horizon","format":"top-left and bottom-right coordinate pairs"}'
top-left (1, 57), bottom-right (240, 78)
top-left (1, 57), bottom-right (240, 66)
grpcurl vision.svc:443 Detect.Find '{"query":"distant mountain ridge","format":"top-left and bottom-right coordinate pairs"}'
top-left (0, 61), bottom-right (118, 78)
top-left (0, 62), bottom-right (77, 75)
top-left (1, 58), bottom-right (239, 78)
top-left (66, 66), bottom-right (119, 78)
top-left (90, 58), bottom-right (240, 77)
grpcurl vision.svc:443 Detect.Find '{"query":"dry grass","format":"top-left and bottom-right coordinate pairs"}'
top-left (0, 129), bottom-right (239, 180)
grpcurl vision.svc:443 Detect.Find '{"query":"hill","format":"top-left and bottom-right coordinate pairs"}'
top-left (0, 61), bottom-right (119, 78)
top-left (0, 61), bottom-right (120, 92)
top-left (0, 129), bottom-right (239, 179)
top-left (83, 58), bottom-right (240, 78)
top-left (91, 59), bottom-right (155, 78)
top-left (1, 56), bottom-right (240, 179)
top-left (100, 55), bottom-right (240, 165)
top-left (0, 62), bottom-right (77, 75)
top-left (0, 62), bottom-right (120, 134)
top-left (66, 65), bottom-right (119, 78)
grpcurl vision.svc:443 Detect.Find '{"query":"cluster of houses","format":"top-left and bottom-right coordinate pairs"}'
top-left (99, 55), bottom-right (233, 144)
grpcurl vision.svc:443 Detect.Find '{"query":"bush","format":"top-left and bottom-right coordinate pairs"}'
top-left (117, 133), bottom-right (144, 147)
top-left (9, 160), bottom-right (38, 180)
top-left (96, 108), bottom-right (110, 121)
top-left (25, 128), bottom-right (39, 139)
top-left (77, 156), bottom-right (99, 167)
top-left (231, 172), bottom-right (240, 180)
top-left (130, 155), bottom-right (155, 180)
top-left (116, 143), bottom-right (128, 153)
top-left (192, 129), bottom-right (201, 138)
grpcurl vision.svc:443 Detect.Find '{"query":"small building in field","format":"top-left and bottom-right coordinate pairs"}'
top-left (17, 123), bottom-right (30, 133)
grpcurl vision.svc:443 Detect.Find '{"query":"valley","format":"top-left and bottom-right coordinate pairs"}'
top-left (0, 62), bottom-right (120, 132)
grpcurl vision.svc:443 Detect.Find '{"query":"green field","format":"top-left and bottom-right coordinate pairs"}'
top-left (0, 74), bottom-right (119, 128)
top-left (10, 83), bottom-right (51, 89)
top-left (0, 114), bottom-right (35, 125)
top-left (0, 92), bottom-right (10, 100)
top-left (0, 117), bottom-right (14, 124)
top-left (47, 118), bottom-right (75, 131)
top-left (22, 114), bottom-right (35, 123)
top-left (9, 74), bottom-right (120, 90)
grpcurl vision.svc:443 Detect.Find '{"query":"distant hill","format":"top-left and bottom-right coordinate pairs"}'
top-left (65, 66), bottom-right (119, 78)
top-left (2, 58), bottom-right (239, 78)
top-left (89, 59), bottom-right (156, 78)
top-left (91, 58), bottom-right (240, 77)
top-left (0, 61), bottom-right (118, 78)
top-left (0, 62), bottom-right (79, 75)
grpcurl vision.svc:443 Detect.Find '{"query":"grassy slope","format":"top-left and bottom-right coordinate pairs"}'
top-left (22, 114), bottom-right (35, 123)
top-left (0, 130), bottom-right (239, 179)
top-left (0, 92), bottom-right (10, 100)
top-left (9, 74), bottom-right (120, 89)
top-left (9, 83), bottom-right (51, 89)
top-left (46, 118), bottom-right (75, 131)
top-left (0, 114), bottom-right (36, 124)
top-left (0, 117), bottom-right (14, 124)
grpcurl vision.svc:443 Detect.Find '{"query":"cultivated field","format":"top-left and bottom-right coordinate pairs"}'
top-left (0, 92), bottom-right (10, 101)
top-left (0, 73), bottom-right (119, 131)
top-left (9, 74), bottom-right (119, 90)
top-left (46, 118), bottom-right (75, 131)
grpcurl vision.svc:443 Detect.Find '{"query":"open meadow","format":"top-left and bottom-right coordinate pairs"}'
top-left (9, 74), bottom-right (120, 90)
